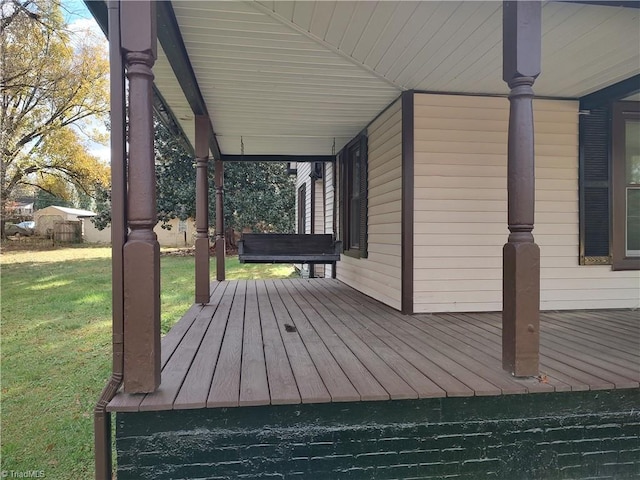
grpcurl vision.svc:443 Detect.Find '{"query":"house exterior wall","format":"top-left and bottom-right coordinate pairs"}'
top-left (154, 219), bottom-right (197, 248)
top-left (314, 178), bottom-right (325, 277)
top-left (295, 163), bottom-right (312, 235)
top-left (338, 99), bottom-right (403, 310)
top-left (84, 220), bottom-right (112, 243)
top-left (84, 218), bottom-right (197, 247)
top-left (412, 93), bottom-right (640, 313)
top-left (325, 162), bottom-right (335, 278)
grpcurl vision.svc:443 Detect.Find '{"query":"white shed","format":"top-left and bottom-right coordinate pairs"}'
top-left (34, 206), bottom-right (96, 237)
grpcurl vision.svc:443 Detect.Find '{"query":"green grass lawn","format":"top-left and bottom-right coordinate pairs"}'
top-left (0, 245), bottom-right (296, 478)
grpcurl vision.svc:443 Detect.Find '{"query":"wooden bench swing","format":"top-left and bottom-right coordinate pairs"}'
top-left (238, 233), bottom-right (341, 278)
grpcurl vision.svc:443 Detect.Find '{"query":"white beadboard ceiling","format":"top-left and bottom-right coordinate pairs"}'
top-left (153, 1), bottom-right (640, 156)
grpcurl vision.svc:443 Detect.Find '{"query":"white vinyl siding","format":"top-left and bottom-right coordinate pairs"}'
top-left (313, 178), bottom-right (325, 277)
top-left (295, 163), bottom-right (312, 235)
top-left (338, 99), bottom-right (403, 310)
top-left (324, 162), bottom-right (335, 278)
top-left (413, 93), bottom-right (640, 313)
top-left (296, 163), bottom-right (330, 277)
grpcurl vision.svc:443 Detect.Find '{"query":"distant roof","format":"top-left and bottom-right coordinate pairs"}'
top-left (40, 206), bottom-right (97, 217)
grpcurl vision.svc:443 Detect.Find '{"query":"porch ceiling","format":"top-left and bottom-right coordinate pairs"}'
top-left (153, 1), bottom-right (640, 156)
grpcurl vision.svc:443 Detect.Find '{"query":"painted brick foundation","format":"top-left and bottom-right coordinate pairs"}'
top-left (116, 390), bottom-right (639, 479)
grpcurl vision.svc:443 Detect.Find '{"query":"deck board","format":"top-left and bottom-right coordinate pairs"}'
top-left (207, 281), bottom-right (246, 407)
top-left (272, 280), bottom-right (360, 402)
top-left (263, 280), bottom-right (330, 403)
top-left (107, 279), bottom-right (640, 413)
top-left (439, 313), bottom-right (574, 392)
top-left (324, 279), bottom-right (506, 396)
top-left (301, 280), bottom-right (445, 398)
top-left (458, 311), bottom-right (629, 391)
top-left (255, 280), bottom-right (300, 405)
top-left (284, 279), bottom-right (392, 401)
top-left (415, 314), bottom-right (554, 394)
top-left (317, 279), bottom-right (489, 396)
top-left (292, 279), bottom-right (418, 400)
top-left (239, 281), bottom-right (271, 406)
top-left (173, 282), bottom-right (235, 409)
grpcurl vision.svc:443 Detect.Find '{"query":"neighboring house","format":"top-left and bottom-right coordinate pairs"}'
top-left (294, 161), bottom-right (331, 277)
top-left (15, 202), bottom-right (34, 217)
top-left (33, 205), bottom-right (96, 237)
top-left (84, 217), bottom-right (197, 247)
top-left (4, 201), bottom-right (34, 219)
top-left (87, 2), bottom-right (640, 480)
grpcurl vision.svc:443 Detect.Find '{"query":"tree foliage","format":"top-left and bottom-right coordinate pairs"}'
top-left (220, 161), bottom-right (295, 233)
top-left (34, 190), bottom-right (71, 210)
top-left (0, 0), bottom-right (110, 232)
top-left (94, 118), bottom-right (296, 234)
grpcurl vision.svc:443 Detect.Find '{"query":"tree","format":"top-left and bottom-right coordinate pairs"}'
top-left (0, 0), bottom-right (110, 235)
top-left (94, 117), bottom-right (296, 235)
top-left (154, 119), bottom-right (197, 227)
top-left (155, 118), bottom-right (296, 233)
top-left (34, 190), bottom-right (71, 210)
top-left (219, 162), bottom-right (295, 234)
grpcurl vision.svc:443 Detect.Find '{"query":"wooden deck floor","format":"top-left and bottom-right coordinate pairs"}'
top-left (107, 279), bottom-right (639, 412)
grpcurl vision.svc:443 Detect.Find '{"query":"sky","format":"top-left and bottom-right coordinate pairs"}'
top-left (62, 0), bottom-right (111, 163)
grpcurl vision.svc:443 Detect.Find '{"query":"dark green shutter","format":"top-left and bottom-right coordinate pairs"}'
top-left (579, 105), bottom-right (611, 264)
top-left (359, 134), bottom-right (368, 258)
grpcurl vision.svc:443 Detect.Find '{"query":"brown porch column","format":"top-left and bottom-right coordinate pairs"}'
top-left (215, 158), bottom-right (225, 281)
top-left (121, 1), bottom-right (160, 393)
top-left (502, 1), bottom-right (541, 377)
top-left (195, 115), bottom-right (210, 304)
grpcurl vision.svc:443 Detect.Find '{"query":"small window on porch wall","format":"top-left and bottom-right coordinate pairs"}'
top-left (579, 101), bottom-right (639, 270)
top-left (297, 184), bottom-right (306, 235)
top-left (339, 133), bottom-right (368, 258)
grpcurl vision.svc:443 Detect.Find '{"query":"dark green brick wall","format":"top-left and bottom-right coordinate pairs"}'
top-left (116, 389), bottom-right (640, 480)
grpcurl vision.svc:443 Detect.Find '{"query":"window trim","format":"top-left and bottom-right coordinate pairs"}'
top-left (339, 132), bottom-right (368, 259)
top-left (612, 101), bottom-right (640, 270)
top-left (297, 183), bottom-right (306, 235)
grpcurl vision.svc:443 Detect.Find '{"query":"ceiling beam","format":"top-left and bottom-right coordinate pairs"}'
top-left (156, 1), bottom-right (222, 160)
top-left (220, 155), bottom-right (335, 163)
top-left (580, 74), bottom-right (640, 109)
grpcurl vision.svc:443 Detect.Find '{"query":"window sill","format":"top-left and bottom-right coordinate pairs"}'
top-left (612, 257), bottom-right (640, 271)
top-left (342, 249), bottom-right (362, 259)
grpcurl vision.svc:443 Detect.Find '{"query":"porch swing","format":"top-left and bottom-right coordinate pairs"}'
top-left (236, 137), bottom-right (341, 275)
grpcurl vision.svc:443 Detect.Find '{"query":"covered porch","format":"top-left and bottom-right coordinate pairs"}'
top-left (107, 278), bottom-right (639, 412)
top-left (110, 278), bottom-right (639, 479)
top-left (89, 1), bottom-right (640, 478)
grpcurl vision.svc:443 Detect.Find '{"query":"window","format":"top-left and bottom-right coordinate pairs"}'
top-left (297, 184), bottom-right (306, 234)
top-left (579, 100), bottom-right (639, 270)
top-left (338, 133), bottom-right (368, 258)
top-left (612, 102), bottom-right (640, 269)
